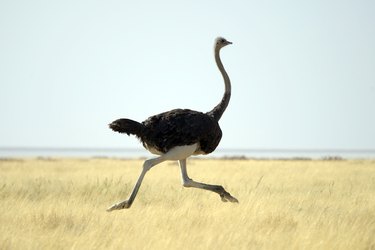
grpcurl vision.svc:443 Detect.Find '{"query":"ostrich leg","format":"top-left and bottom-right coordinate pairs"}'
top-left (107, 144), bottom-right (199, 211)
top-left (107, 157), bottom-right (166, 211)
top-left (178, 159), bottom-right (238, 203)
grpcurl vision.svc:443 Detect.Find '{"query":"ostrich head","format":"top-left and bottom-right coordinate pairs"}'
top-left (215, 37), bottom-right (232, 49)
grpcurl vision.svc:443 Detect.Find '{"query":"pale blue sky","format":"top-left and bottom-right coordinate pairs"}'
top-left (1, 0), bottom-right (374, 150)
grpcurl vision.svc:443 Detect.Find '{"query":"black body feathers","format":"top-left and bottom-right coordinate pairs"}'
top-left (109, 109), bottom-right (222, 155)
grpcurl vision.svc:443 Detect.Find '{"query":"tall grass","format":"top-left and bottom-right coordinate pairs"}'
top-left (0, 158), bottom-right (374, 249)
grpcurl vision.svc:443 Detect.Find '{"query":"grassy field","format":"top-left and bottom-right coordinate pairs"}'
top-left (0, 158), bottom-right (374, 250)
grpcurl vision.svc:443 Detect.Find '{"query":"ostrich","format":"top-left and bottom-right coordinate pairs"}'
top-left (107, 37), bottom-right (238, 211)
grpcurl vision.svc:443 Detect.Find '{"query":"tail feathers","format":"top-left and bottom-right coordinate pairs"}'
top-left (109, 118), bottom-right (144, 137)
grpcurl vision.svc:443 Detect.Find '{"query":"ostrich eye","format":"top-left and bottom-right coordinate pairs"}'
top-left (221, 39), bottom-right (226, 43)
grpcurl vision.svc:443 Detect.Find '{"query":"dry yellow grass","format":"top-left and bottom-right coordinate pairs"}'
top-left (0, 158), bottom-right (375, 250)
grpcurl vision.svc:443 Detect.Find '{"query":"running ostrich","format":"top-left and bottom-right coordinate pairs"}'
top-left (107, 37), bottom-right (238, 211)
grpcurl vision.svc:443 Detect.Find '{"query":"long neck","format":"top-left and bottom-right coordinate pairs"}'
top-left (207, 46), bottom-right (231, 121)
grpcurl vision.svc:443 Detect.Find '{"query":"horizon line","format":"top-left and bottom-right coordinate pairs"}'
top-left (1, 146), bottom-right (375, 153)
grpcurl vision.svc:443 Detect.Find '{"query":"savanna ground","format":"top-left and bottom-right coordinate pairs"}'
top-left (0, 158), bottom-right (374, 250)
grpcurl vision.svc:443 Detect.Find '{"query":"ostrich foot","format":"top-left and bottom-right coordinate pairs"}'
top-left (106, 200), bottom-right (131, 212)
top-left (220, 191), bottom-right (239, 203)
